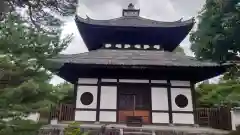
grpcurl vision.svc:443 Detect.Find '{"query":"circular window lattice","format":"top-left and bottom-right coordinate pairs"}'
top-left (175, 94), bottom-right (188, 108)
top-left (80, 92), bottom-right (94, 105)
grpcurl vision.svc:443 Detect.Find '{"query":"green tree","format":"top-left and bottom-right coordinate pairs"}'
top-left (0, 0), bottom-right (77, 27)
top-left (54, 82), bottom-right (74, 104)
top-left (0, 13), bottom-right (71, 134)
top-left (190, 0), bottom-right (240, 107)
top-left (190, 0), bottom-right (240, 63)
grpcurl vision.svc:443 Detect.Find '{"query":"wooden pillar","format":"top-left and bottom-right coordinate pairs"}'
top-left (96, 78), bottom-right (101, 121)
top-left (190, 81), bottom-right (197, 125)
top-left (167, 80), bottom-right (173, 124)
top-left (73, 82), bottom-right (78, 121)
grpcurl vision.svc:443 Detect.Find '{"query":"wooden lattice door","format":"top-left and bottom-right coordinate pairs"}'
top-left (118, 84), bottom-right (151, 124)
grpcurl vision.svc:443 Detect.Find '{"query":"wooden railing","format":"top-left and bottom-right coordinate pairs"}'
top-left (49, 104), bottom-right (232, 130)
top-left (49, 104), bottom-right (75, 122)
top-left (196, 107), bottom-right (232, 130)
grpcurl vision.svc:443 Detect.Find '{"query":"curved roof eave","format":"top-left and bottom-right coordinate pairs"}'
top-left (75, 15), bottom-right (195, 28)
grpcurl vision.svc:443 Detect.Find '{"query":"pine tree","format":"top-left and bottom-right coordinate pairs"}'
top-left (0, 13), bottom-right (71, 134)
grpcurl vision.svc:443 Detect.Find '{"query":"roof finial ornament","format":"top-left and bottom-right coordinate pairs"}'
top-left (128, 3), bottom-right (135, 9)
top-left (86, 15), bottom-right (90, 22)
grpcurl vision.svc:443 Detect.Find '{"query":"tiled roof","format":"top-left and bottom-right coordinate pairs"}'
top-left (75, 15), bottom-right (195, 28)
top-left (48, 49), bottom-right (227, 67)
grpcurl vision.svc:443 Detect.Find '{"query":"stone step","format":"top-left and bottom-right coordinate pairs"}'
top-left (124, 131), bottom-right (153, 135)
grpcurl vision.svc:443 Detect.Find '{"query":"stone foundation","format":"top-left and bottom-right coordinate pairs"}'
top-left (38, 124), bottom-right (229, 135)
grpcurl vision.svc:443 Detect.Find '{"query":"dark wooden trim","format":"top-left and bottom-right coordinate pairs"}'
top-left (152, 110), bottom-right (168, 113)
top-left (115, 108), bottom-right (151, 111)
top-left (74, 82), bottom-right (78, 108)
top-left (167, 80), bottom-right (173, 124)
top-left (96, 78), bottom-right (101, 121)
top-left (76, 108), bottom-right (117, 111)
top-left (78, 84), bottom-right (98, 86)
top-left (73, 82), bottom-right (78, 121)
top-left (152, 110), bottom-right (193, 114)
top-left (171, 86), bottom-right (191, 88)
top-left (116, 79), bottom-right (120, 123)
top-left (76, 108), bottom-right (97, 111)
top-left (172, 111), bottom-right (194, 114)
top-left (149, 80), bottom-right (153, 124)
top-left (190, 81), bottom-right (197, 125)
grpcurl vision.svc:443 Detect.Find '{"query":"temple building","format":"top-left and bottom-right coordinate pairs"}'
top-left (47, 4), bottom-right (231, 125)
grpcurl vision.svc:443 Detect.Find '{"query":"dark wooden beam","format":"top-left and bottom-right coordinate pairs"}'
top-left (167, 80), bottom-right (173, 124)
top-left (190, 81), bottom-right (197, 125)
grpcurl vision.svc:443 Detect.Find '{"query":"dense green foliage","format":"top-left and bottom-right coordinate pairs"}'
top-left (64, 122), bottom-right (89, 135)
top-left (190, 0), bottom-right (240, 63)
top-left (0, 12), bottom-right (73, 134)
top-left (190, 0), bottom-right (240, 107)
top-left (196, 80), bottom-right (240, 107)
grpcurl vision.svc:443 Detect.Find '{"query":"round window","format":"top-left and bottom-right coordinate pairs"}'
top-left (80, 92), bottom-right (94, 105)
top-left (175, 94), bottom-right (188, 108)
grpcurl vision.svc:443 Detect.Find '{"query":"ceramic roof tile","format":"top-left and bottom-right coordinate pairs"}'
top-left (48, 49), bottom-right (227, 67)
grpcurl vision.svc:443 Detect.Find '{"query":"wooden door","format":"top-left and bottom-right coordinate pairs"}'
top-left (118, 87), bottom-right (151, 124)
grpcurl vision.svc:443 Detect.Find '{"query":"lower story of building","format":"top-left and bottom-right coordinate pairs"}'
top-left (74, 78), bottom-right (197, 125)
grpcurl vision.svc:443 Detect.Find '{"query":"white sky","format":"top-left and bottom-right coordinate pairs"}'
top-left (50, 0), bottom-right (210, 85)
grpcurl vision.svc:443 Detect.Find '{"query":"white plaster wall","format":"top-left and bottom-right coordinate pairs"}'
top-left (76, 86), bottom-right (98, 109)
top-left (99, 111), bottom-right (116, 122)
top-left (231, 109), bottom-right (240, 130)
top-left (119, 79), bottom-right (149, 83)
top-left (151, 87), bottom-right (168, 110)
top-left (152, 112), bottom-right (169, 123)
top-left (101, 79), bottom-right (117, 82)
top-left (171, 88), bottom-right (193, 112)
top-left (75, 111), bottom-right (96, 121)
top-left (78, 78), bottom-right (98, 84)
top-left (100, 86), bottom-right (117, 109)
top-left (171, 81), bottom-right (190, 87)
top-left (173, 113), bottom-right (194, 124)
top-left (234, 111), bottom-right (240, 126)
top-left (151, 80), bottom-right (167, 84)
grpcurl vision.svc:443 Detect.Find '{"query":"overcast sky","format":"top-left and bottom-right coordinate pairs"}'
top-left (50, 0), bottom-right (206, 85)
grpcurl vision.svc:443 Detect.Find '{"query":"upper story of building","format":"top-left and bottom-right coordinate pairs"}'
top-left (75, 3), bottom-right (195, 52)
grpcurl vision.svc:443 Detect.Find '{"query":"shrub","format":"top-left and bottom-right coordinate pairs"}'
top-left (64, 122), bottom-right (89, 135)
